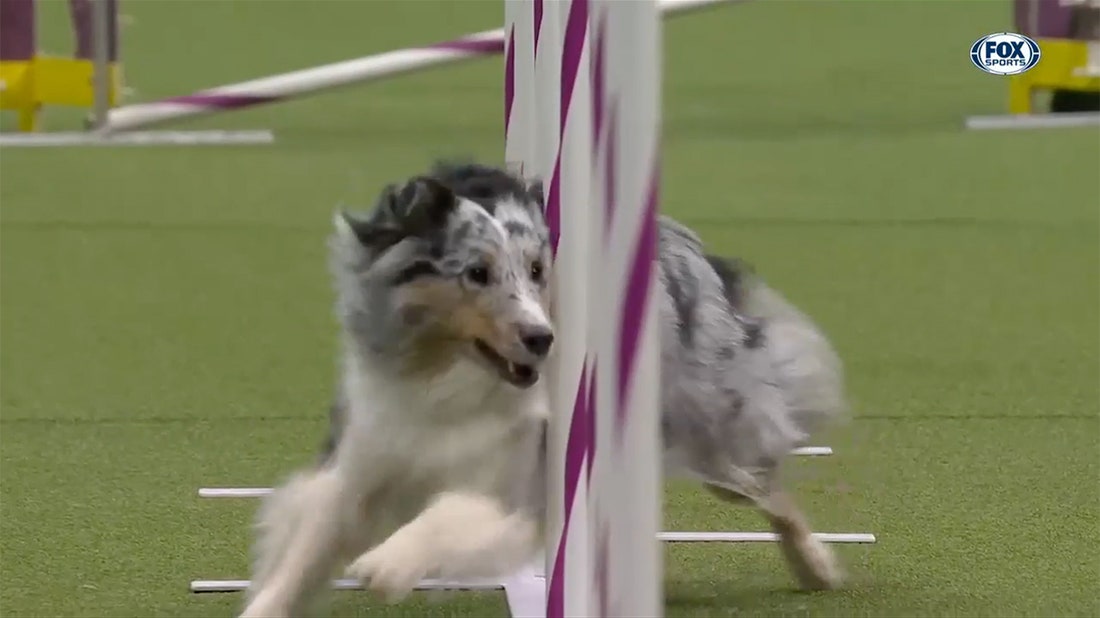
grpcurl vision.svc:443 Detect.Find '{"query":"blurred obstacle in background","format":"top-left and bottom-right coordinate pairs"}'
top-left (1012, 0), bottom-right (1100, 114)
top-left (0, 0), bottom-right (122, 132)
top-left (969, 0), bottom-right (1100, 130)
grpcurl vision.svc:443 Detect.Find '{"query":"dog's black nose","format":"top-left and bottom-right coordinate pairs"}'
top-left (520, 327), bottom-right (554, 358)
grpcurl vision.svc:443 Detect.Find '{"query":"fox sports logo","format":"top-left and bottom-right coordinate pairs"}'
top-left (971, 32), bottom-right (1041, 75)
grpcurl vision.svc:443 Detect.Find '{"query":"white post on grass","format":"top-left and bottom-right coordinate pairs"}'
top-left (591, 0), bottom-right (663, 616)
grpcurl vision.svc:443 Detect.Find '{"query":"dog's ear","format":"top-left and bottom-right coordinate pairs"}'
top-left (393, 176), bottom-right (457, 235)
top-left (335, 178), bottom-right (456, 252)
top-left (334, 184), bottom-right (405, 251)
top-left (525, 178), bottom-right (545, 211)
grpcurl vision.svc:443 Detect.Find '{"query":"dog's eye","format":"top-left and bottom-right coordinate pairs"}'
top-left (530, 261), bottom-right (544, 283)
top-left (466, 265), bottom-right (491, 286)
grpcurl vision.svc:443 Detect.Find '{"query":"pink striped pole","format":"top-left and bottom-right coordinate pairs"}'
top-left (528, 1), bottom-right (594, 617)
top-left (541, 0), bottom-right (594, 617)
top-left (591, 0), bottom-right (663, 615)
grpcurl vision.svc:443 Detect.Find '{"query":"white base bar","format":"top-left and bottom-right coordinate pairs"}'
top-left (199, 487), bottom-right (272, 498)
top-left (191, 577), bottom-right (513, 593)
top-left (792, 446), bottom-right (832, 456)
top-left (189, 530), bottom-right (876, 611)
top-left (190, 533), bottom-right (876, 592)
top-left (965, 112), bottom-right (1100, 131)
top-left (193, 565), bottom-right (549, 617)
top-left (192, 438), bottom-right (873, 616)
top-left (658, 531), bottom-right (876, 543)
top-left (0, 130), bottom-right (275, 147)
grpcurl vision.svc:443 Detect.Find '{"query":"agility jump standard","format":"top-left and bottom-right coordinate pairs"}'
top-left (104, 0), bottom-right (738, 132)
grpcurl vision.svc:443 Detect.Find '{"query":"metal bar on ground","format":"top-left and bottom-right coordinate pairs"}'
top-left (965, 112), bottom-right (1100, 130)
top-left (103, 0), bottom-right (742, 132)
top-left (657, 531), bottom-right (877, 543)
top-left (189, 531), bottom-right (879, 592)
top-left (792, 446), bottom-right (832, 456)
top-left (190, 577), bottom-right (510, 594)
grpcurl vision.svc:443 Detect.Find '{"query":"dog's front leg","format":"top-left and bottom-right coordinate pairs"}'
top-left (346, 491), bottom-right (538, 602)
top-left (240, 468), bottom-right (349, 618)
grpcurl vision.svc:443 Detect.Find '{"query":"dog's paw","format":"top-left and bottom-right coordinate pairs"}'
top-left (346, 535), bottom-right (432, 603)
top-left (238, 590), bottom-right (289, 618)
top-left (791, 535), bottom-right (844, 591)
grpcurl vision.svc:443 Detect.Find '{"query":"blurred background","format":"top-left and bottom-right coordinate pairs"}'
top-left (1, 1), bottom-right (1097, 616)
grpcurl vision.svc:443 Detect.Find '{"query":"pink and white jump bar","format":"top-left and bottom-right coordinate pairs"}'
top-left (104, 0), bottom-right (742, 132)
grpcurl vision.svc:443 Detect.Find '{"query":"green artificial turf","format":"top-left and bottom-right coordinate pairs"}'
top-left (2, 1), bottom-right (1098, 616)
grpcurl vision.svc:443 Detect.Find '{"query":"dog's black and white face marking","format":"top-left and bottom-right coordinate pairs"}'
top-left (330, 163), bottom-right (554, 388)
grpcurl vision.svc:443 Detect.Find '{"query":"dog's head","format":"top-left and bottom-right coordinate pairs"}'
top-left (331, 163), bottom-right (553, 389)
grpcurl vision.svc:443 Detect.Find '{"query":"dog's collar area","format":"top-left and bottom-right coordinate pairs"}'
top-left (474, 339), bottom-right (539, 388)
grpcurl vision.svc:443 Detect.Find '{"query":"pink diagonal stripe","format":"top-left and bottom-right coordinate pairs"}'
top-left (547, 2), bottom-right (593, 615)
top-left (590, 13), bottom-right (606, 154)
top-left (504, 25), bottom-right (516, 135)
top-left (586, 361), bottom-right (596, 481)
top-left (615, 162), bottom-right (659, 440)
top-left (545, 152), bottom-right (562, 254)
top-left (559, 0), bottom-right (588, 132)
top-left (603, 100), bottom-right (617, 232)
top-left (533, 0), bottom-right (544, 56)
top-left (547, 359), bottom-right (589, 618)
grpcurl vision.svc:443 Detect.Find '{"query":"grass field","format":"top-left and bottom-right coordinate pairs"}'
top-left (2, 1), bottom-right (1098, 616)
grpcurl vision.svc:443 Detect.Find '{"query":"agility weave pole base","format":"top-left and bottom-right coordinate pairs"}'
top-left (194, 565), bottom-right (548, 618)
top-left (191, 445), bottom-right (876, 617)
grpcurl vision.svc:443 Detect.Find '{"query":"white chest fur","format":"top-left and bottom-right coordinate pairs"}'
top-left (335, 357), bottom-right (546, 538)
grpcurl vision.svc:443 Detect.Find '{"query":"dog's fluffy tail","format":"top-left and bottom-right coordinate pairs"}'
top-left (744, 281), bottom-right (848, 438)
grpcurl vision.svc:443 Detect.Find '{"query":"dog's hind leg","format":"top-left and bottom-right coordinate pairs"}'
top-left (241, 467), bottom-right (351, 618)
top-left (707, 483), bottom-right (843, 591)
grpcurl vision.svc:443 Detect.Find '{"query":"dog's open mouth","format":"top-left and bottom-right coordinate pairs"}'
top-left (474, 339), bottom-right (539, 388)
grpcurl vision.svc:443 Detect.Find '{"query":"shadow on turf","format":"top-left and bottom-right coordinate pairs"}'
top-left (665, 581), bottom-right (837, 614)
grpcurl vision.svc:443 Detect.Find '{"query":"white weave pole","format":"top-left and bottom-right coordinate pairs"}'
top-left (522, 1), bottom-right (593, 616)
top-left (534, 0), bottom-right (596, 616)
top-left (590, 0), bottom-right (663, 616)
top-left (504, 0), bottom-right (535, 172)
